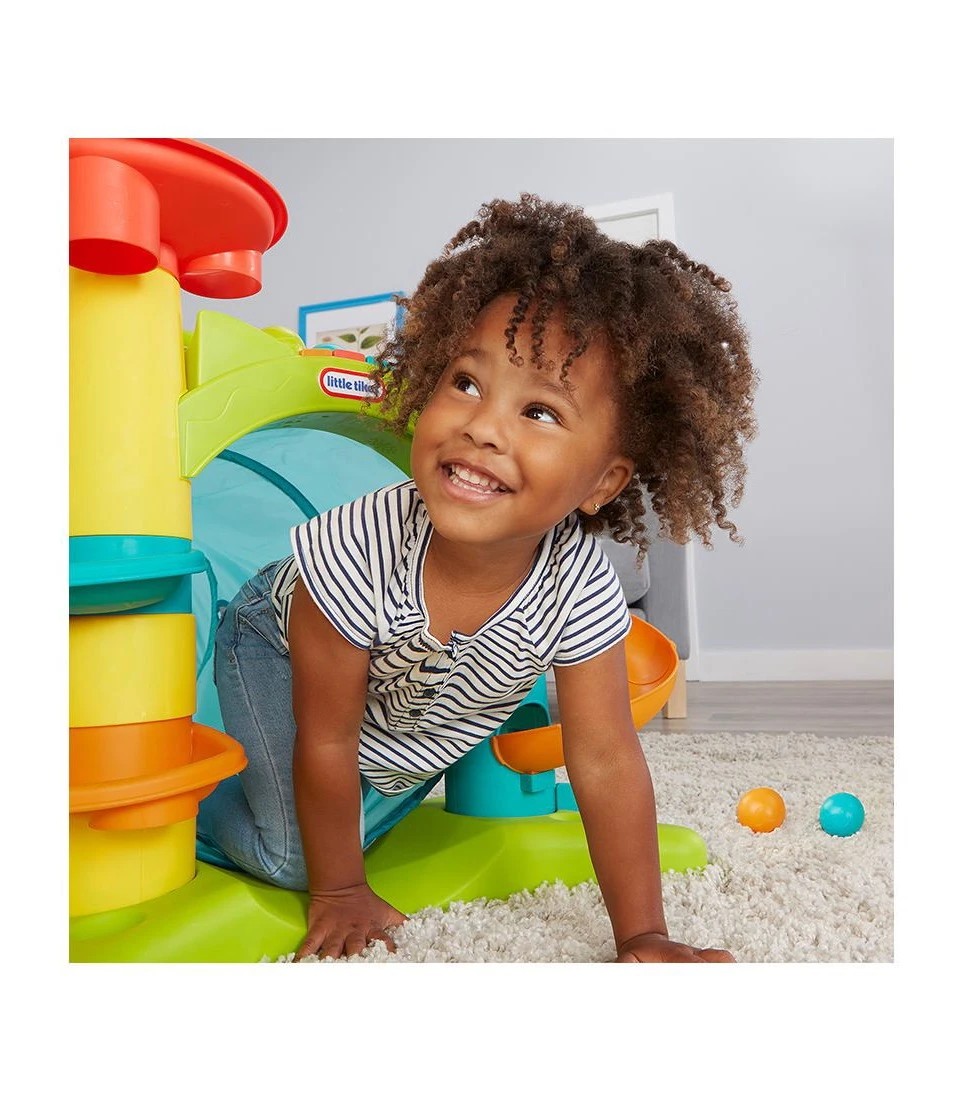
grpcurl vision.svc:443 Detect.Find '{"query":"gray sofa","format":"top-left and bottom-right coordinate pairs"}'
top-left (599, 536), bottom-right (690, 663)
top-left (598, 535), bottom-right (689, 720)
top-left (546, 534), bottom-right (690, 721)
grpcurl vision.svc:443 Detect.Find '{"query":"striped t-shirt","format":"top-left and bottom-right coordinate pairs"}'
top-left (270, 480), bottom-right (630, 794)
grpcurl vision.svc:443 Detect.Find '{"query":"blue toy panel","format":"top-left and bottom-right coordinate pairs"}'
top-left (190, 426), bottom-right (406, 733)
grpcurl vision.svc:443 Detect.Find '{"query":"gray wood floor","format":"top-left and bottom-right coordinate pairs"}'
top-left (548, 680), bottom-right (894, 737)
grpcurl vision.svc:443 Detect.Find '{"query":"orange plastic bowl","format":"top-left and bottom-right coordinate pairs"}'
top-left (492, 617), bottom-right (678, 773)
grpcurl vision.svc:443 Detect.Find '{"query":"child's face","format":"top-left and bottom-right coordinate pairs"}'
top-left (411, 294), bottom-right (634, 554)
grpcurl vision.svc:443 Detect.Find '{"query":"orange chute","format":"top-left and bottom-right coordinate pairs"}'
top-left (490, 616), bottom-right (678, 773)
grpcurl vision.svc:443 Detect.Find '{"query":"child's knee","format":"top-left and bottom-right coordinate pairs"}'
top-left (251, 836), bottom-right (308, 890)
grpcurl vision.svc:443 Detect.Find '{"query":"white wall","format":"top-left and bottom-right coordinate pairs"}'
top-left (186, 139), bottom-right (893, 681)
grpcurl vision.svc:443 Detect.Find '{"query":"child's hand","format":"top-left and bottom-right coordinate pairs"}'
top-left (294, 883), bottom-right (407, 961)
top-left (616, 932), bottom-right (736, 963)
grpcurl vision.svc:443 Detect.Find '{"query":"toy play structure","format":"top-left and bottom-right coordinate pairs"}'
top-left (68, 138), bottom-right (707, 962)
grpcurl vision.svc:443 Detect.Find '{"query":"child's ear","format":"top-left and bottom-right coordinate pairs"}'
top-left (579, 456), bottom-right (635, 515)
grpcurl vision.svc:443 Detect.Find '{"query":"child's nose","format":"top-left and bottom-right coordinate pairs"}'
top-left (461, 400), bottom-right (508, 451)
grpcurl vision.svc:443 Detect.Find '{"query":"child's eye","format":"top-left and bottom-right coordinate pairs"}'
top-left (524, 404), bottom-right (561, 425)
top-left (452, 373), bottom-right (480, 396)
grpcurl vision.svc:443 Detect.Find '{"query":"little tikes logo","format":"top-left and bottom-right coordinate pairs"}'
top-left (318, 368), bottom-right (383, 402)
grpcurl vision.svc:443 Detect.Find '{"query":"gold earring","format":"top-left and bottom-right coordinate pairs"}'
top-left (593, 502), bottom-right (601, 513)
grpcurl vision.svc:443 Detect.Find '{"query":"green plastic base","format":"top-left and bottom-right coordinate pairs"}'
top-left (69, 861), bottom-right (307, 962)
top-left (69, 803), bottom-right (708, 963)
top-left (363, 803), bottom-right (707, 912)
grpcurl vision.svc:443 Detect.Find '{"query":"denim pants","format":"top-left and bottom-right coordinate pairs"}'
top-left (196, 561), bottom-right (441, 891)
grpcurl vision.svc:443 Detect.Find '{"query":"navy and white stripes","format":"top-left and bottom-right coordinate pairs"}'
top-left (271, 480), bottom-right (630, 794)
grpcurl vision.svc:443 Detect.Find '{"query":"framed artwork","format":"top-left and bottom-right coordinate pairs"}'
top-left (297, 292), bottom-right (405, 355)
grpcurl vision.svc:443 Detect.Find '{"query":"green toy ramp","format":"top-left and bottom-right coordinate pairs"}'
top-left (69, 802), bottom-right (708, 962)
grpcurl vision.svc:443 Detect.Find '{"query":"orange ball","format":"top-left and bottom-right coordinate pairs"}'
top-left (736, 787), bottom-right (786, 832)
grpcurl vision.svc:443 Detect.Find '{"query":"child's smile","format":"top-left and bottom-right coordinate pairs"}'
top-left (411, 294), bottom-right (634, 560)
top-left (442, 461), bottom-right (512, 498)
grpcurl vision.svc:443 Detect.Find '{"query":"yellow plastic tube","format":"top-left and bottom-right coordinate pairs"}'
top-left (69, 265), bottom-right (191, 538)
top-left (69, 614), bottom-right (196, 727)
top-left (70, 816), bottom-right (197, 916)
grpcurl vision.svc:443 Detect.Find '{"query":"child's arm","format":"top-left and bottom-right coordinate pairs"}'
top-left (555, 640), bottom-right (735, 963)
top-left (287, 578), bottom-right (406, 961)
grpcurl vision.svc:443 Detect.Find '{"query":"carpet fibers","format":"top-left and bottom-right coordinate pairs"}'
top-left (278, 731), bottom-right (893, 964)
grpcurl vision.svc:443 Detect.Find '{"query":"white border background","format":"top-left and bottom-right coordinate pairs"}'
top-left (9, 0), bottom-right (950, 1093)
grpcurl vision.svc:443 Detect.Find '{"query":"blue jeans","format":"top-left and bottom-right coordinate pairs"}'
top-left (196, 561), bottom-right (441, 891)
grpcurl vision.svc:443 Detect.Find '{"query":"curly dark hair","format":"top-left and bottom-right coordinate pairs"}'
top-left (372, 193), bottom-right (758, 559)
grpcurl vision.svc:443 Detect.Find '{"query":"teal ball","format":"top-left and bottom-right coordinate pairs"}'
top-left (819, 792), bottom-right (865, 837)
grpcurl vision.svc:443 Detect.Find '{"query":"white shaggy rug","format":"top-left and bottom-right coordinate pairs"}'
top-left (277, 731), bottom-right (893, 964)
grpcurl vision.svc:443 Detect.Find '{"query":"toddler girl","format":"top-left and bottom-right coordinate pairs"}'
top-left (198, 194), bottom-right (757, 962)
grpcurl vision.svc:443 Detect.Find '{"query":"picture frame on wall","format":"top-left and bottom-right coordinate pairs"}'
top-left (297, 292), bottom-right (405, 355)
